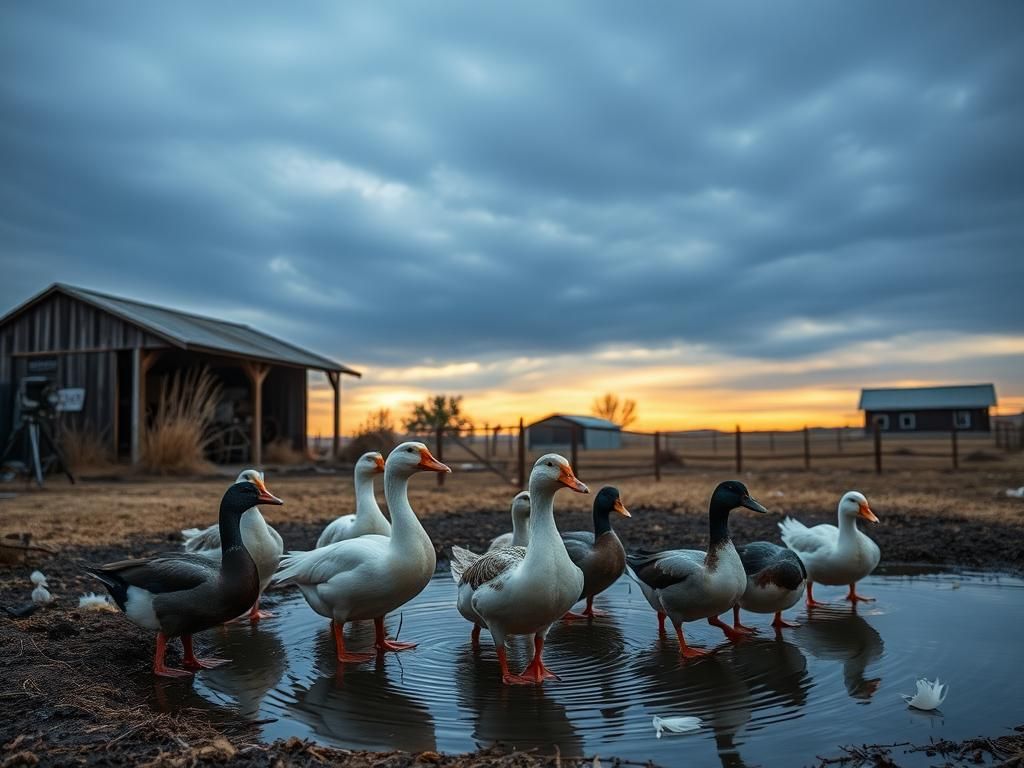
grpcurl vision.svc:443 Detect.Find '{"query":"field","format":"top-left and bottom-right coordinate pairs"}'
top-left (2, 459), bottom-right (1023, 767)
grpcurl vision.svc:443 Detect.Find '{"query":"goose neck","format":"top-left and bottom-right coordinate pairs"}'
top-left (354, 474), bottom-right (380, 518)
top-left (383, 469), bottom-right (419, 546)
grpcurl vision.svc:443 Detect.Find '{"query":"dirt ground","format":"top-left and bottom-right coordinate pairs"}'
top-left (2, 465), bottom-right (1023, 767)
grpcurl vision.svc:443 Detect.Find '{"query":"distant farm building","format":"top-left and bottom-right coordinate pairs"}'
top-left (0, 283), bottom-right (360, 465)
top-left (527, 414), bottom-right (622, 450)
top-left (858, 384), bottom-right (997, 433)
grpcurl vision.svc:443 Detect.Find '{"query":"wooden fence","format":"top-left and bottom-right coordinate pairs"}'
top-left (413, 420), bottom-right (1012, 486)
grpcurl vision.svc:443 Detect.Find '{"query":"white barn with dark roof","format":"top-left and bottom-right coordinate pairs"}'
top-left (858, 384), bottom-right (997, 433)
top-left (0, 283), bottom-right (361, 465)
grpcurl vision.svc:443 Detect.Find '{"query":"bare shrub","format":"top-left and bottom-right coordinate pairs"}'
top-left (341, 408), bottom-right (397, 463)
top-left (60, 423), bottom-right (112, 472)
top-left (141, 368), bottom-right (221, 474)
top-left (264, 437), bottom-right (304, 465)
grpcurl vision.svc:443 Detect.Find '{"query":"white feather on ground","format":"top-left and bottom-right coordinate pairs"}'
top-left (901, 678), bottom-right (948, 710)
top-left (32, 584), bottom-right (53, 605)
top-left (652, 715), bottom-right (702, 737)
top-left (30, 570), bottom-right (47, 587)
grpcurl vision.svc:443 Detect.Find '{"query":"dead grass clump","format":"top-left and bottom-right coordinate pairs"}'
top-left (59, 424), bottom-right (112, 472)
top-left (263, 438), bottom-right (304, 465)
top-left (141, 369), bottom-right (221, 475)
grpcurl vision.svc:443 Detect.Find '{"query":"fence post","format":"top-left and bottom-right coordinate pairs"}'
top-left (517, 417), bottom-right (525, 488)
top-left (435, 426), bottom-right (445, 486)
top-left (803, 426), bottom-right (811, 470)
top-left (836, 427), bottom-right (842, 453)
top-left (735, 425), bottom-right (743, 473)
top-left (951, 429), bottom-right (959, 470)
top-left (873, 421), bottom-right (882, 475)
top-left (570, 425), bottom-right (580, 475)
top-left (769, 431), bottom-right (775, 453)
top-left (654, 431), bottom-right (661, 482)
top-left (493, 425), bottom-right (500, 457)
top-left (713, 431), bottom-right (718, 455)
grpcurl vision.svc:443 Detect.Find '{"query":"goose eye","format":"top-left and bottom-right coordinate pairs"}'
top-left (546, 461), bottom-right (552, 467)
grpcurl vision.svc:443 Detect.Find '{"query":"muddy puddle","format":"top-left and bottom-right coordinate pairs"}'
top-left (149, 567), bottom-right (1024, 767)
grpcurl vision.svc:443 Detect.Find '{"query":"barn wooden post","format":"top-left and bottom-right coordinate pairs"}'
top-left (326, 371), bottom-right (340, 459)
top-left (803, 426), bottom-right (811, 469)
top-left (243, 362), bottom-right (270, 466)
top-left (570, 424), bottom-right (580, 475)
top-left (130, 348), bottom-right (160, 465)
top-left (873, 421), bottom-right (882, 475)
top-left (517, 417), bottom-right (525, 488)
top-left (654, 431), bottom-right (661, 482)
top-left (435, 425), bottom-right (445, 487)
top-left (735, 425), bottom-right (742, 473)
top-left (951, 428), bottom-right (959, 470)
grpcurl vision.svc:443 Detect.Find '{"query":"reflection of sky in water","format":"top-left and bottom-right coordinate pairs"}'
top-left (143, 570), bottom-right (1024, 768)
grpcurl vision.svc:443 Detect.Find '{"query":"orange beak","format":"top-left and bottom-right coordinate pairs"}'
top-left (558, 464), bottom-right (589, 494)
top-left (417, 448), bottom-right (451, 473)
top-left (254, 478), bottom-right (284, 506)
top-left (373, 455), bottom-right (385, 473)
top-left (858, 502), bottom-right (878, 523)
top-left (613, 497), bottom-right (631, 518)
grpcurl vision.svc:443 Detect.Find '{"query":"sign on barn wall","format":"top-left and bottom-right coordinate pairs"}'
top-left (56, 388), bottom-right (85, 413)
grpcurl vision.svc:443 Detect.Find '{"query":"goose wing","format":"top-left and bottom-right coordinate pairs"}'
top-left (779, 518), bottom-right (837, 554)
top-left (460, 546), bottom-right (526, 590)
top-left (560, 531), bottom-right (596, 566)
top-left (88, 553), bottom-right (217, 595)
top-left (181, 524), bottom-right (220, 552)
top-left (626, 550), bottom-right (703, 590)
top-left (449, 544), bottom-right (482, 582)
top-left (275, 536), bottom-right (388, 586)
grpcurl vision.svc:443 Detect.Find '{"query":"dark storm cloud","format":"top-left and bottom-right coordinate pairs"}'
top-left (1, 1), bottom-right (1022, 371)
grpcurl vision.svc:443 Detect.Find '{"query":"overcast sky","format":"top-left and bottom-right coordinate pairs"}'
top-left (2, 2), bottom-right (1022, 429)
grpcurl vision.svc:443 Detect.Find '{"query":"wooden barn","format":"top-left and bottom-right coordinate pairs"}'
top-left (527, 414), bottom-right (622, 450)
top-left (858, 384), bottom-right (997, 433)
top-left (0, 283), bottom-right (360, 465)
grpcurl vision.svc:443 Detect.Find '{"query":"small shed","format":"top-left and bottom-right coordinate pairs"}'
top-left (0, 283), bottom-right (361, 464)
top-left (858, 384), bottom-right (997, 433)
top-left (527, 414), bottom-right (622, 450)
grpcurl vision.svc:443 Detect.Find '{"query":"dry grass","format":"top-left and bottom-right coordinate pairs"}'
top-left (59, 424), bottom-right (112, 472)
top-left (262, 437), bottom-right (305, 465)
top-left (140, 368), bottom-right (221, 475)
top-left (2, 459), bottom-right (1023, 549)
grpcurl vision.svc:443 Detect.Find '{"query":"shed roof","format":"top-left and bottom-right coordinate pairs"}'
top-left (0, 283), bottom-right (360, 376)
top-left (528, 414), bottom-right (622, 430)
top-left (858, 384), bottom-right (996, 411)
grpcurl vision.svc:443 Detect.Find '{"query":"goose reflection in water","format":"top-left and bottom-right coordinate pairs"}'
top-left (288, 628), bottom-right (437, 752)
top-left (453, 638), bottom-right (584, 757)
top-left (198, 623), bottom-right (289, 718)
top-left (631, 646), bottom-right (753, 768)
top-left (796, 611), bottom-right (884, 700)
top-left (729, 637), bottom-right (810, 711)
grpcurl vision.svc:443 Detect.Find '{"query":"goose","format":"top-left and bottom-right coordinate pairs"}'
top-left (627, 481), bottom-right (768, 659)
top-left (86, 477), bottom-right (283, 677)
top-left (181, 469), bottom-right (282, 622)
top-left (486, 491), bottom-right (532, 551)
top-left (449, 490), bottom-right (531, 647)
top-left (561, 486), bottom-right (631, 620)
top-left (731, 541), bottom-right (807, 631)
top-left (316, 452), bottom-right (388, 547)
top-left (274, 442), bottom-right (448, 662)
top-left (454, 454), bottom-right (587, 685)
top-left (779, 491), bottom-right (880, 607)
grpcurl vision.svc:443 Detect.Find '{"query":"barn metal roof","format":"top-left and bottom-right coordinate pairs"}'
top-left (528, 414), bottom-right (622, 430)
top-left (858, 384), bottom-right (996, 411)
top-left (1, 283), bottom-right (360, 376)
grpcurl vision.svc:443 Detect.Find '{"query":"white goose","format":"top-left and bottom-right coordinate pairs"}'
top-left (779, 491), bottom-right (880, 606)
top-left (627, 481), bottom-right (768, 658)
top-left (454, 455), bottom-right (587, 685)
top-left (181, 469), bottom-right (282, 622)
top-left (316, 452), bottom-right (388, 547)
top-left (449, 490), bottom-right (531, 647)
top-left (274, 442), bottom-right (448, 662)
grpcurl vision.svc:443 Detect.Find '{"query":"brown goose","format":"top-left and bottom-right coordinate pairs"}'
top-left (86, 477), bottom-right (283, 677)
top-left (561, 486), bottom-right (631, 619)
